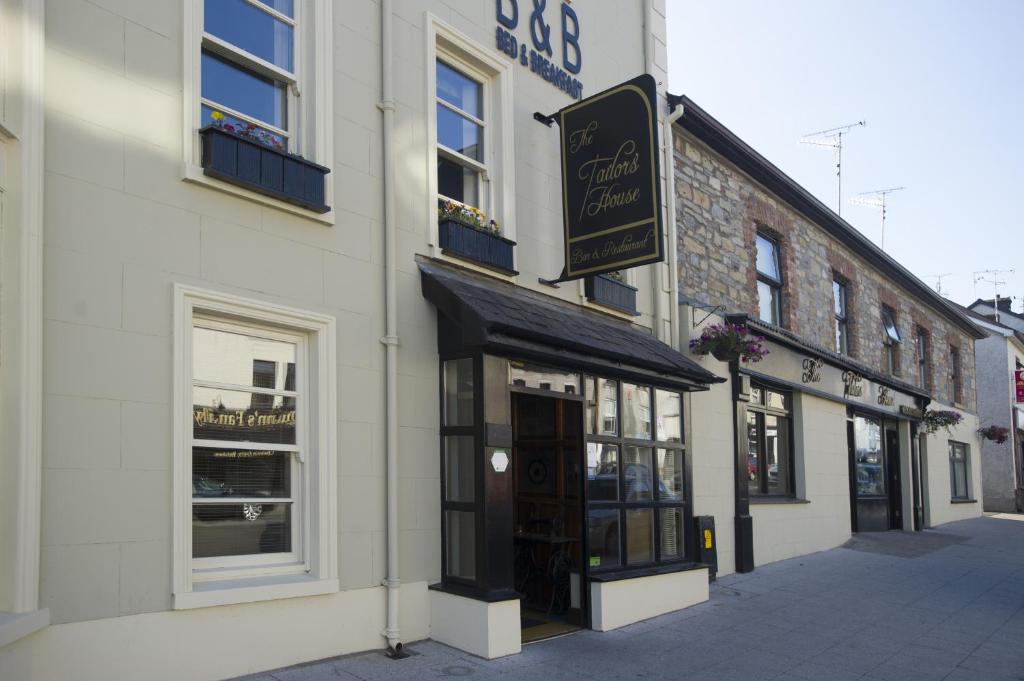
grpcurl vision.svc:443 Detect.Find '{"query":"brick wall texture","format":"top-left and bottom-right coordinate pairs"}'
top-left (674, 130), bottom-right (976, 411)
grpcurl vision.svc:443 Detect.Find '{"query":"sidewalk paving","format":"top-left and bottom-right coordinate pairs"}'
top-left (236, 515), bottom-right (1024, 681)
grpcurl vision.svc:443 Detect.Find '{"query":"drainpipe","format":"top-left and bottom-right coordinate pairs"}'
top-left (664, 96), bottom-right (685, 349)
top-left (642, 0), bottom-right (664, 340)
top-left (379, 0), bottom-right (402, 657)
top-left (642, 0), bottom-right (655, 75)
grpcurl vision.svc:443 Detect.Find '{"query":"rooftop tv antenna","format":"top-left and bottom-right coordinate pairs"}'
top-left (850, 186), bottom-right (905, 250)
top-left (923, 273), bottom-right (953, 296)
top-left (800, 120), bottom-right (865, 215)
top-left (973, 269), bottom-right (1015, 323)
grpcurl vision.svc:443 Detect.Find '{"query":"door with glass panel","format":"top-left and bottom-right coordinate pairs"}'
top-left (849, 413), bottom-right (902, 532)
top-left (512, 393), bottom-right (586, 636)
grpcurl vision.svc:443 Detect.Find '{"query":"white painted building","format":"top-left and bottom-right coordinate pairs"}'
top-left (1, 1), bottom-right (717, 678)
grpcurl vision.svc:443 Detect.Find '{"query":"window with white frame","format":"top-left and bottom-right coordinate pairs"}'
top-left (427, 16), bottom-right (515, 244)
top-left (190, 318), bottom-right (303, 568)
top-left (184, 0), bottom-right (333, 210)
top-left (174, 286), bottom-right (336, 609)
top-left (200, 0), bottom-right (296, 150)
top-left (436, 59), bottom-right (487, 214)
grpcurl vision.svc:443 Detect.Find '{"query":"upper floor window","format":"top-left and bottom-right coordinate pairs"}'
top-left (882, 306), bottom-right (902, 375)
top-left (201, 0), bottom-right (296, 150)
top-left (915, 327), bottom-right (931, 390)
top-left (427, 17), bottom-right (516, 254)
top-left (833, 278), bottom-right (848, 354)
top-left (746, 384), bottom-right (793, 497)
top-left (756, 233), bottom-right (782, 325)
top-left (436, 60), bottom-right (487, 214)
top-left (184, 0), bottom-right (333, 218)
top-left (948, 346), bottom-right (963, 404)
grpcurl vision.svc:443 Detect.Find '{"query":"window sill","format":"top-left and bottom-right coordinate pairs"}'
top-left (951, 498), bottom-right (977, 504)
top-left (183, 163), bottom-right (335, 225)
top-left (589, 561), bottom-right (706, 583)
top-left (750, 496), bottom-right (810, 505)
top-left (174, 574), bottom-right (339, 610)
top-left (0, 609), bottom-right (49, 648)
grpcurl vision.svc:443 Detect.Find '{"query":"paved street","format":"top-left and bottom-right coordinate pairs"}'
top-left (238, 515), bottom-right (1024, 681)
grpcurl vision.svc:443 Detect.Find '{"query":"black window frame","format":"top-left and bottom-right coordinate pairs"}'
top-left (915, 327), bottom-right (930, 390)
top-left (881, 306), bottom-right (902, 376)
top-left (833, 278), bottom-right (848, 355)
top-left (948, 345), bottom-right (963, 404)
top-left (755, 232), bottom-right (783, 326)
top-left (948, 441), bottom-right (970, 500)
top-left (438, 354), bottom-right (482, 588)
top-left (583, 379), bottom-right (690, 573)
top-left (745, 382), bottom-right (795, 498)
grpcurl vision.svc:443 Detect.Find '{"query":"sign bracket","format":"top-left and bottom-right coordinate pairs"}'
top-left (533, 111), bottom-right (557, 127)
top-left (538, 268), bottom-right (569, 287)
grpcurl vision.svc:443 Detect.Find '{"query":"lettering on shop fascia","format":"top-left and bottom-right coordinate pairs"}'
top-left (801, 358), bottom-right (823, 384)
top-left (842, 370), bottom-right (864, 398)
top-left (495, 0), bottom-right (583, 99)
top-left (877, 386), bottom-right (895, 407)
top-left (899, 405), bottom-right (924, 419)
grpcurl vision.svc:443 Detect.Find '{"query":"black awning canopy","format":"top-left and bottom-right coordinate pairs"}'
top-left (419, 259), bottom-right (723, 391)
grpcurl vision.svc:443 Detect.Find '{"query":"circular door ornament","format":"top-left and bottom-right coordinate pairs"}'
top-left (528, 459), bottom-right (548, 485)
top-left (243, 503), bottom-right (264, 522)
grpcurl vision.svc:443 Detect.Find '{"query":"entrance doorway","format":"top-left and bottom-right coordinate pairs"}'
top-left (511, 393), bottom-right (586, 643)
top-left (850, 414), bottom-right (903, 532)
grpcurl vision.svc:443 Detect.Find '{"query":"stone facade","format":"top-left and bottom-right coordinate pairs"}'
top-left (674, 130), bottom-right (977, 411)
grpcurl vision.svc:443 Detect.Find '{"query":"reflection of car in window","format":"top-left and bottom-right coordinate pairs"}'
top-left (193, 474), bottom-right (232, 497)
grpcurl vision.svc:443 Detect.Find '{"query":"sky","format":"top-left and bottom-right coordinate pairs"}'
top-left (666, 0), bottom-right (1024, 311)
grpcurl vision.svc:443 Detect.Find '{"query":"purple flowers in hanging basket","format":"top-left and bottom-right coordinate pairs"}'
top-left (689, 323), bottom-right (769, 363)
top-left (977, 424), bottom-right (1010, 444)
top-left (921, 409), bottom-right (963, 435)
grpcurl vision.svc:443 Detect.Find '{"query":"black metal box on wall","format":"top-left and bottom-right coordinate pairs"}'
top-left (200, 126), bottom-right (331, 213)
top-left (695, 515), bottom-right (718, 581)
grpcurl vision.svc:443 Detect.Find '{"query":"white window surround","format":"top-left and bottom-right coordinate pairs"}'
top-left (426, 14), bottom-right (516, 252)
top-left (173, 285), bottom-right (338, 610)
top-left (181, 0), bottom-right (335, 225)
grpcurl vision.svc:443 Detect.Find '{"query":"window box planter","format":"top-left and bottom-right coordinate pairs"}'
top-left (200, 126), bottom-right (330, 214)
top-left (438, 218), bottom-right (516, 274)
top-left (585, 274), bottom-right (638, 315)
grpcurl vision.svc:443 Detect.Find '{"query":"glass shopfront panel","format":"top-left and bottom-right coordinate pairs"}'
top-left (584, 376), bottom-right (688, 572)
top-left (587, 443), bottom-right (619, 501)
top-left (853, 416), bottom-right (885, 496)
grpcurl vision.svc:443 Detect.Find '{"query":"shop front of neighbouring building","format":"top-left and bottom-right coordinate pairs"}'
top-left (671, 95), bottom-right (986, 577)
top-left (419, 259), bottom-right (720, 657)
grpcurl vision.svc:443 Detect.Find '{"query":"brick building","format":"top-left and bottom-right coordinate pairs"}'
top-left (672, 96), bottom-right (985, 574)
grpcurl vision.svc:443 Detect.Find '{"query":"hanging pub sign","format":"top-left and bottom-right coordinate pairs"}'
top-left (1015, 369), bottom-right (1024, 403)
top-left (553, 74), bottom-right (663, 281)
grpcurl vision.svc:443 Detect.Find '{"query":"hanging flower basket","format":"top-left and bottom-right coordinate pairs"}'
top-left (689, 323), bottom-right (769, 364)
top-left (920, 409), bottom-right (963, 435)
top-left (977, 424), bottom-right (1010, 444)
